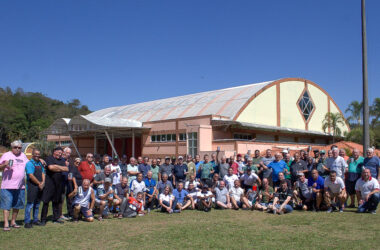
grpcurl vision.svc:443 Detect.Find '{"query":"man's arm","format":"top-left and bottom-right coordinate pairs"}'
top-left (0, 160), bottom-right (10, 171)
top-left (89, 189), bottom-right (96, 210)
top-left (279, 196), bottom-right (292, 210)
top-left (48, 164), bottom-right (68, 173)
top-left (356, 190), bottom-right (363, 205)
top-left (28, 174), bottom-right (42, 186)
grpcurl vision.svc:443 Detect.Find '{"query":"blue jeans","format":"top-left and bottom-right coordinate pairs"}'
top-left (358, 193), bottom-right (380, 213)
top-left (275, 204), bottom-right (293, 213)
top-left (24, 201), bottom-right (40, 223)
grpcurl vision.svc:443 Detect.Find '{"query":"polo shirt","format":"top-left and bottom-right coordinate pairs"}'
top-left (215, 187), bottom-right (229, 204)
top-left (324, 176), bottom-right (345, 194)
top-left (172, 189), bottom-right (189, 203)
top-left (115, 183), bottom-right (129, 198)
top-left (267, 160), bottom-right (287, 182)
top-left (127, 164), bottom-right (139, 184)
top-left (326, 156), bottom-right (347, 179)
top-left (218, 163), bottom-right (230, 179)
top-left (364, 156), bottom-right (380, 178)
top-left (240, 173), bottom-right (260, 186)
top-left (150, 166), bottom-right (160, 182)
top-left (173, 164), bottom-right (188, 181)
top-left (308, 175), bottom-right (324, 190)
top-left (355, 177), bottom-right (380, 197)
top-left (229, 186), bottom-right (244, 202)
top-left (78, 161), bottom-right (96, 181)
top-left (347, 156), bottom-right (364, 181)
top-left (144, 178), bottom-right (156, 195)
top-left (200, 162), bottom-right (213, 180)
top-left (290, 160), bottom-right (308, 180)
top-left (223, 174), bottom-right (239, 190)
top-left (159, 163), bottom-right (173, 177)
top-left (138, 163), bottom-right (151, 178)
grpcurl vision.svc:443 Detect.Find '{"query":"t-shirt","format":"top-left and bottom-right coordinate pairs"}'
top-left (159, 193), bottom-right (174, 203)
top-left (138, 163), bottom-right (151, 178)
top-left (355, 177), bottom-right (380, 197)
top-left (109, 164), bottom-right (121, 174)
top-left (96, 185), bottom-right (113, 199)
top-left (0, 151), bottom-right (28, 189)
top-left (267, 160), bottom-right (287, 182)
top-left (157, 180), bottom-right (173, 194)
top-left (223, 174), bottom-right (239, 190)
top-left (215, 187), bottom-right (229, 204)
top-left (240, 173), bottom-right (260, 186)
top-left (229, 186), bottom-right (244, 202)
top-left (295, 179), bottom-right (312, 199)
top-left (94, 172), bottom-right (111, 186)
top-left (251, 157), bottom-right (262, 169)
top-left (78, 161), bottom-right (96, 181)
top-left (290, 160), bottom-right (308, 180)
top-left (262, 157), bottom-right (275, 178)
top-left (127, 164), bottom-right (139, 184)
top-left (184, 180), bottom-right (200, 189)
top-left (25, 159), bottom-right (45, 187)
top-left (347, 156), bottom-right (364, 181)
top-left (274, 187), bottom-right (293, 205)
top-left (173, 164), bottom-right (188, 181)
top-left (159, 163), bottom-right (173, 177)
top-left (200, 162), bottom-right (213, 179)
top-left (128, 197), bottom-right (143, 212)
top-left (130, 179), bottom-right (147, 196)
top-left (186, 162), bottom-right (196, 180)
top-left (218, 163), bottom-right (230, 179)
top-left (196, 190), bottom-right (213, 201)
top-left (324, 176), bottom-right (345, 194)
top-left (150, 166), bottom-right (160, 182)
top-left (326, 156), bottom-right (347, 179)
top-left (173, 189), bottom-right (189, 203)
top-left (284, 160), bottom-right (292, 179)
top-left (144, 178), bottom-right (156, 195)
top-left (114, 183), bottom-right (129, 198)
top-left (363, 156), bottom-right (380, 178)
top-left (259, 186), bottom-right (274, 203)
top-left (45, 155), bottom-right (66, 186)
top-left (188, 188), bottom-right (199, 203)
top-left (307, 176), bottom-right (324, 190)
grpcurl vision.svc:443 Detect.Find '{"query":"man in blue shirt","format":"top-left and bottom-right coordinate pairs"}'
top-left (265, 153), bottom-right (287, 187)
top-left (173, 156), bottom-right (188, 186)
top-left (138, 156), bottom-right (151, 179)
top-left (308, 169), bottom-right (325, 211)
top-left (24, 149), bottom-right (45, 228)
top-left (172, 182), bottom-right (192, 211)
top-left (144, 171), bottom-right (158, 211)
top-left (364, 148), bottom-right (380, 180)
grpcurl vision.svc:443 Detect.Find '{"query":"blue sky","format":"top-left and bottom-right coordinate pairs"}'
top-left (0, 0), bottom-right (379, 115)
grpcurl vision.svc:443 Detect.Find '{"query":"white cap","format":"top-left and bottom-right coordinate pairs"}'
top-left (282, 149), bottom-right (289, 153)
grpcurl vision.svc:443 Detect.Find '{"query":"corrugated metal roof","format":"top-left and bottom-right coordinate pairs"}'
top-left (85, 80), bottom-right (274, 124)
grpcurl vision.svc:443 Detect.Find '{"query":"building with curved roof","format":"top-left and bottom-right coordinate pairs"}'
top-left (46, 78), bottom-right (350, 158)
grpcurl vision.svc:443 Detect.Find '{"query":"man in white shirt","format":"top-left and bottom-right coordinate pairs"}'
top-left (326, 148), bottom-right (347, 179)
top-left (184, 174), bottom-right (200, 189)
top-left (196, 185), bottom-right (214, 212)
top-left (324, 170), bottom-right (347, 213)
top-left (223, 167), bottom-right (239, 191)
top-left (355, 168), bottom-right (380, 214)
top-left (239, 167), bottom-right (261, 191)
top-left (130, 173), bottom-right (147, 203)
top-left (229, 180), bottom-right (251, 210)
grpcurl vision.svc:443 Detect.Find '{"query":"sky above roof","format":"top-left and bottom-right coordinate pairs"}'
top-left (0, 0), bottom-right (379, 115)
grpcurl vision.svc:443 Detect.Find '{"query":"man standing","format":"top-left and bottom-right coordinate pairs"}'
top-left (198, 154), bottom-right (214, 187)
top-left (41, 147), bottom-right (68, 225)
top-left (150, 159), bottom-right (160, 182)
top-left (252, 150), bottom-right (262, 175)
top-left (264, 153), bottom-right (288, 187)
top-left (173, 156), bottom-right (188, 186)
top-left (326, 148), bottom-right (347, 180)
top-left (185, 155), bottom-right (196, 181)
top-left (363, 148), bottom-right (380, 181)
top-left (259, 149), bottom-right (275, 183)
top-left (0, 140), bottom-right (29, 231)
top-left (78, 153), bottom-right (96, 183)
top-left (59, 147), bottom-right (72, 221)
top-left (69, 179), bottom-right (95, 222)
top-left (355, 169), bottom-right (380, 214)
top-left (346, 149), bottom-right (364, 208)
top-left (24, 149), bottom-right (45, 228)
top-left (159, 156), bottom-right (173, 182)
top-left (138, 156), bottom-right (151, 179)
top-left (127, 157), bottom-right (139, 185)
top-left (119, 155), bottom-right (128, 177)
top-left (218, 156), bottom-right (230, 179)
top-left (324, 171), bottom-right (347, 213)
top-left (290, 152), bottom-right (308, 186)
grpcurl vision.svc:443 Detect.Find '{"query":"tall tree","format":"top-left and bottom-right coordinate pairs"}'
top-left (345, 101), bottom-right (363, 126)
top-left (322, 112), bottom-right (346, 143)
top-left (370, 98), bottom-right (380, 128)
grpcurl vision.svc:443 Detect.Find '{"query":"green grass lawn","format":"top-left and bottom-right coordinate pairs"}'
top-left (0, 206), bottom-right (379, 249)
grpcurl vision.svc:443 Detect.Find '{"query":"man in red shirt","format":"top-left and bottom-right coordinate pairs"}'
top-left (78, 153), bottom-right (96, 182)
top-left (119, 192), bottom-right (144, 218)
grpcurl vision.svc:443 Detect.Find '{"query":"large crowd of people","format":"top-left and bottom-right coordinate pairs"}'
top-left (0, 140), bottom-right (379, 231)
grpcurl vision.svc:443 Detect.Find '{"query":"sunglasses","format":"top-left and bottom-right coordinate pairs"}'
top-left (75, 161), bottom-right (80, 164)
top-left (13, 147), bottom-right (22, 149)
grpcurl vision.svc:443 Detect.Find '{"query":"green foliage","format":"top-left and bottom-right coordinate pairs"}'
top-left (34, 139), bottom-right (57, 158)
top-left (322, 112), bottom-right (346, 143)
top-left (345, 100), bottom-right (362, 127)
top-left (0, 87), bottom-right (90, 147)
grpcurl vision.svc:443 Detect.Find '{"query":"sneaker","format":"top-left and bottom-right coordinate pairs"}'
top-left (147, 208), bottom-right (151, 213)
top-left (60, 215), bottom-right (70, 221)
top-left (173, 209), bottom-right (181, 213)
top-left (57, 217), bottom-right (65, 222)
top-left (370, 210), bottom-right (377, 215)
top-left (24, 223), bottom-right (33, 229)
top-left (53, 220), bottom-right (64, 224)
top-left (327, 207), bottom-right (333, 213)
top-left (339, 208), bottom-right (344, 213)
top-left (273, 209), bottom-right (277, 215)
top-left (40, 221), bottom-right (47, 226)
top-left (33, 221), bottom-right (42, 226)
top-left (98, 216), bottom-right (103, 221)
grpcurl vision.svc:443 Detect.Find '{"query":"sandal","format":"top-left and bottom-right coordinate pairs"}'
top-left (118, 214), bottom-right (123, 219)
top-left (10, 224), bottom-right (20, 228)
top-left (3, 227), bottom-right (10, 232)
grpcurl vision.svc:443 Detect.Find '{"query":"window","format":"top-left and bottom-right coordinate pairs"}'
top-left (187, 132), bottom-right (198, 157)
top-left (179, 133), bottom-right (187, 141)
top-left (151, 133), bottom-right (177, 142)
top-left (298, 90), bottom-right (314, 121)
top-left (233, 133), bottom-right (253, 140)
top-left (151, 135), bottom-right (156, 142)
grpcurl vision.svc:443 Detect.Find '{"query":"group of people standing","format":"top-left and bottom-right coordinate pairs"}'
top-left (0, 140), bottom-right (379, 231)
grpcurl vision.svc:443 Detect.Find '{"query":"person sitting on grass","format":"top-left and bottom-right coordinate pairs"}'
top-left (268, 180), bottom-right (293, 215)
top-left (255, 178), bottom-right (274, 211)
top-left (159, 185), bottom-right (177, 213)
top-left (246, 183), bottom-right (259, 210)
top-left (223, 167), bottom-right (239, 191)
top-left (229, 180), bottom-right (251, 210)
top-left (274, 172), bottom-right (291, 191)
top-left (324, 170), bottom-right (347, 213)
top-left (69, 179), bottom-right (95, 222)
top-left (196, 185), bottom-right (214, 212)
top-left (173, 182), bottom-right (193, 211)
top-left (145, 171), bottom-right (158, 212)
top-left (119, 192), bottom-right (144, 218)
top-left (187, 183), bottom-right (198, 210)
top-left (95, 177), bottom-right (115, 220)
top-left (308, 169), bottom-right (324, 211)
top-left (114, 176), bottom-right (130, 218)
top-left (355, 168), bottom-right (380, 214)
top-left (215, 181), bottom-right (231, 209)
top-left (293, 173), bottom-right (312, 211)
top-left (239, 167), bottom-right (261, 192)
top-left (185, 174), bottom-right (200, 189)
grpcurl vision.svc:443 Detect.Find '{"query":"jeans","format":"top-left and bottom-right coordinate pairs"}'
top-left (24, 201), bottom-right (40, 223)
top-left (275, 204), bottom-right (293, 213)
top-left (161, 200), bottom-right (178, 212)
top-left (358, 193), bottom-right (380, 212)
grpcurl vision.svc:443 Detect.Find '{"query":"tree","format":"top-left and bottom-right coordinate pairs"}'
top-left (345, 127), bottom-right (376, 146)
top-left (322, 112), bottom-right (346, 143)
top-left (370, 98), bottom-right (380, 128)
top-left (345, 101), bottom-right (362, 127)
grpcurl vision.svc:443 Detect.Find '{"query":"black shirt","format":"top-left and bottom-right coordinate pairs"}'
top-left (69, 165), bottom-right (83, 187)
top-left (290, 160), bottom-right (308, 180)
top-left (173, 164), bottom-right (188, 181)
top-left (274, 187), bottom-right (293, 205)
top-left (45, 156), bottom-right (66, 183)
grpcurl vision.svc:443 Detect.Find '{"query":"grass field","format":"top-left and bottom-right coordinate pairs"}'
top-left (0, 206), bottom-right (379, 249)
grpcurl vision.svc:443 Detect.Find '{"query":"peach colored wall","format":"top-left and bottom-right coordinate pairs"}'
top-left (199, 125), bottom-right (212, 152)
top-left (46, 135), bottom-right (70, 141)
top-left (144, 121), bottom-right (176, 131)
top-left (212, 141), bottom-right (235, 152)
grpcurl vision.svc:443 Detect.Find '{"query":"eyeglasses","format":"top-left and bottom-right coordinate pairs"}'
top-left (13, 147), bottom-right (22, 149)
top-left (75, 161), bottom-right (80, 164)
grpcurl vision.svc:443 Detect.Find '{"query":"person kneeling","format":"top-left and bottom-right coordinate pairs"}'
top-left (68, 179), bottom-right (95, 222)
top-left (269, 180), bottom-right (293, 215)
top-left (324, 171), bottom-right (347, 213)
top-left (119, 192), bottom-right (144, 218)
top-left (293, 173), bottom-right (313, 211)
top-left (197, 185), bottom-right (214, 212)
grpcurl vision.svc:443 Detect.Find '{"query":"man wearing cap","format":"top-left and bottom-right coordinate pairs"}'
top-left (355, 168), bottom-right (380, 214)
top-left (316, 150), bottom-right (329, 178)
top-left (324, 170), bottom-right (347, 213)
top-left (239, 167), bottom-right (261, 192)
top-left (313, 150), bottom-right (320, 163)
top-left (159, 156), bottom-right (174, 182)
top-left (281, 149), bottom-right (288, 159)
top-left (173, 156), bottom-right (188, 187)
top-left (95, 177), bottom-right (116, 220)
top-left (138, 156), bottom-right (151, 179)
top-left (196, 184), bottom-right (214, 212)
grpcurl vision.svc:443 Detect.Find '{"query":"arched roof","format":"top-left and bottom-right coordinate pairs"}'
top-left (85, 80), bottom-right (274, 123)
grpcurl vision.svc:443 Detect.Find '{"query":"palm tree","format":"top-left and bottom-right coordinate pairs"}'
top-left (345, 101), bottom-right (362, 127)
top-left (370, 98), bottom-right (380, 128)
top-left (322, 112), bottom-right (346, 143)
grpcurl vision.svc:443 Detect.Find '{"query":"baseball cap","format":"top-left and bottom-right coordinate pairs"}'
top-left (178, 156), bottom-right (183, 160)
top-left (202, 184), bottom-right (209, 189)
top-left (297, 172), bottom-right (305, 177)
top-left (282, 149), bottom-right (288, 153)
top-left (313, 149), bottom-right (319, 153)
top-left (165, 156), bottom-right (170, 160)
top-left (320, 150), bottom-right (326, 154)
top-left (104, 177), bottom-right (112, 183)
top-left (237, 154), bottom-right (242, 157)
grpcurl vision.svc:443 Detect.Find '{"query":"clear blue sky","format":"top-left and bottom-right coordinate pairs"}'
top-left (0, 0), bottom-right (379, 115)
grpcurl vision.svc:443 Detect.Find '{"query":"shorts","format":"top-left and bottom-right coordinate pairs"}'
top-left (0, 189), bottom-right (25, 210)
top-left (236, 201), bottom-right (243, 208)
top-left (345, 180), bottom-right (357, 195)
top-left (73, 204), bottom-right (93, 218)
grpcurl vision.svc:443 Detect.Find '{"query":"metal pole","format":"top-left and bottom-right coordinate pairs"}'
top-left (69, 134), bottom-right (81, 160)
top-left (111, 132), bottom-right (115, 158)
top-left (105, 130), bottom-right (119, 159)
top-left (132, 129), bottom-right (135, 158)
top-left (94, 133), bottom-right (97, 155)
top-left (361, 0), bottom-right (370, 152)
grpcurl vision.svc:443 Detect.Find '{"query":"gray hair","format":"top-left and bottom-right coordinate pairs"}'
top-left (64, 147), bottom-right (72, 153)
top-left (11, 140), bottom-right (22, 148)
top-left (247, 157), bottom-right (253, 161)
top-left (332, 148), bottom-right (339, 152)
top-left (367, 148), bottom-right (374, 153)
